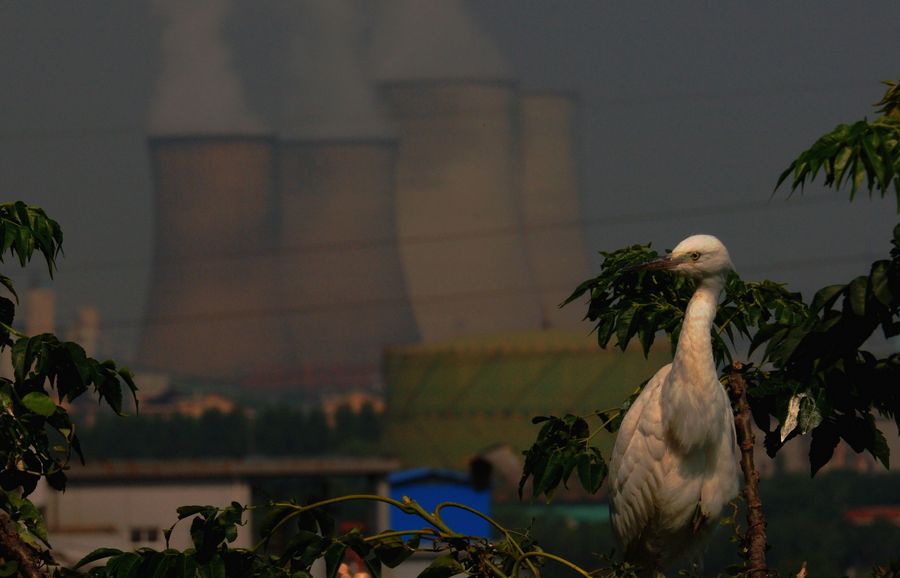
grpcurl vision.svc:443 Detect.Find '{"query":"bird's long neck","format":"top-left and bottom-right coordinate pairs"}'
top-left (672, 276), bottom-right (722, 384)
top-left (663, 275), bottom-right (725, 449)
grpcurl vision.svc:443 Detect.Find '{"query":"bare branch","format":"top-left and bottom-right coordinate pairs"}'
top-left (729, 362), bottom-right (769, 577)
top-left (0, 509), bottom-right (46, 578)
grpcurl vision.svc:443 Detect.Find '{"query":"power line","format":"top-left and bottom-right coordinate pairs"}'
top-left (80, 249), bottom-right (885, 333)
top-left (19, 192), bottom-right (847, 276)
top-left (0, 126), bottom-right (144, 142)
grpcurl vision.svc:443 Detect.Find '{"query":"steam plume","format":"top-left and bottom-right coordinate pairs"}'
top-left (149, 0), bottom-right (265, 135)
top-left (371, 0), bottom-right (510, 81)
top-left (282, 0), bottom-right (390, 139)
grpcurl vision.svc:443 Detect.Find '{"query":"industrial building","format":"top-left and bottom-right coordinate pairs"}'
top-left (137, 97), bottom-right (592, 387)
top-left (383, 330), bottom-right (672, 470)
top-left (134, 0), bottom-right (594, 394)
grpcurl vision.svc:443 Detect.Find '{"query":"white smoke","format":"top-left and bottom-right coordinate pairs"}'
top-left (149, 0), bottom-right (266, 135)
top-left (281, 0), bottom-right (391, 140)
top-left (370, 0), bottom-right (510, 81)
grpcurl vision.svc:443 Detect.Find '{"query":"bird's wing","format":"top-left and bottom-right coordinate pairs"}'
top-left (609, 363), bottom-right (671, 553)
top-left (699, 390), bottom-right (740, 519)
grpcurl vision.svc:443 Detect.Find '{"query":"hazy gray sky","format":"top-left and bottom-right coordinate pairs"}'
top-left (0, 1), bottom-right (897, 361)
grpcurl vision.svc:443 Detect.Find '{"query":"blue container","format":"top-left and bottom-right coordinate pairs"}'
top-left (388, 468), bottom-right (491, 538)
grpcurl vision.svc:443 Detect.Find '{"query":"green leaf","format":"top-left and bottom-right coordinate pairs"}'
top-left (199, 554), bottom-right (226, 578)
top-left (749, 323), bottom-right (787, 360)
top-left (869, 261), bottom-right (892, 306)
top-left (0, 275), bottom-right (19, 303)
top-left (810, 284), bottom-right (845, 313)
top-left (615, 306), bottom-right (637, 350)
top-left (535, 450), bottom-right (564, 499)
top-left (107, 552), bottom-right (142, 578)
top-left (9, 495), bottom-right (50, 546)
top-left (175, 553), bottom-right (198, 577)
top-left (312, 508), bottom-right (336, 539)
top-left (145, 552), bottom-right (174, 578)
top-left (177, 505), bottom-right (215, 520)
top-left (259, 503), bottom-right (296, 543)
top-left (809, 422), bottom-right (840, 477)
top-left (576, 448), bottom-right (607, 494)
top-left (375, 534), bottom-right (418, 568)
top-left (862, 130), bottom-right (887, 188)
top-left (21, 391), bottom-right (56, 417)
top-left (637, 318), bottom-right (657, 357)
top-left (417, 555), bottom-right (465, 578)
top-left (866, 414), bottom-right (891, 470)
top-left (73, 548), bottom-right (124, 570)
top-left (285, 530), bottom-right (326, 570)
top-left (0, 297), bottom-right (14, 331)
top-left (324, 542), bottom-right (349, 578)
top-left (847, 276), bottom-right (868, 316)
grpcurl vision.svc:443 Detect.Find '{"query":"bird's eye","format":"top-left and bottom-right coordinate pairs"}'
top-left (690, 252), bottom-right (701, 261)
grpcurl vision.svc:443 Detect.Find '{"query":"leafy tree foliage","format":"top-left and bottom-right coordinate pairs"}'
top-left (54, 495), bottom-right (570, 578)
top-left (776, 80), bottom-right (900, 207)
top-left (0, 202), bottom-right (135, 576)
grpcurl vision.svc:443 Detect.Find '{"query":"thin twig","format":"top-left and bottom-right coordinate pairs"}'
top-left (510, 550), bottom-right (594, 578)
top-left (434, 502), bottom-right (539, 577)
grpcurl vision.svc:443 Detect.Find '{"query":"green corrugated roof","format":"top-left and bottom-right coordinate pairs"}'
top-left (385, 330), bottom-right (671, 469)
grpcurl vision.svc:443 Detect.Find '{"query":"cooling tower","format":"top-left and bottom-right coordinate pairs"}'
top-left (277, 139), bottom-right (419, 386)
top-left (138, 136), bottom-right (286, 379)
top-left (382, 81), bottom-right (543, 341)
top-left (519, 92), bottom-right (590, 328)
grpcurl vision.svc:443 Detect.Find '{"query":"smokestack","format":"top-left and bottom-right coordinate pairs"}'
top-left (26, 284), bottom-right (55, 336)
top-left (67, 306), bottom-right (100, 358)
top-left (139, 0), bottom-right (283, 379)
top-left (277, 139), bottom-right (419, 385)
top-left (519, 92), bottom-right (590, 328)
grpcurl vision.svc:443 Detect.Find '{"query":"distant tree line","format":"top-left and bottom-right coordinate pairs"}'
top-left (76, 403), bottom-right (383, 459)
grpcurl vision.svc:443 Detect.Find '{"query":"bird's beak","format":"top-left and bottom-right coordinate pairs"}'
top-left (623, 254), bottom-right (682, 273)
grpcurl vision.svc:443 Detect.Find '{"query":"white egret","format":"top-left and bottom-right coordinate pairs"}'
top-left (608, 234), bottom-right (740, 576)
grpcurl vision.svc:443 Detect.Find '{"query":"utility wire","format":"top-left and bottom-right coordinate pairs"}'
top-left (19, 192), bottom-right (848, 276)
top-left (71, 249), bottom-right (884, 333)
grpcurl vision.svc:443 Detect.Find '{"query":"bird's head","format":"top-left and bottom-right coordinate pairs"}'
top-left (626, 234), bottom-right (734, 281)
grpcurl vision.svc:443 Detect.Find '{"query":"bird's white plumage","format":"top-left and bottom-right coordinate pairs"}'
top-left (608, 234), bottom-right (740, 574)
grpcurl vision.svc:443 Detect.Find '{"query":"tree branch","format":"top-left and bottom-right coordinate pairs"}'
top-left (728, 362), bottom-right (768, 577)
top-left (0, 509), bottom-right (45, 578)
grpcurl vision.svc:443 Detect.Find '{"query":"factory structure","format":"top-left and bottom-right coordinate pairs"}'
top-left (137, 87), bottom-right (589, 390)
top-left (134, 0), bottom-right (592, 396)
